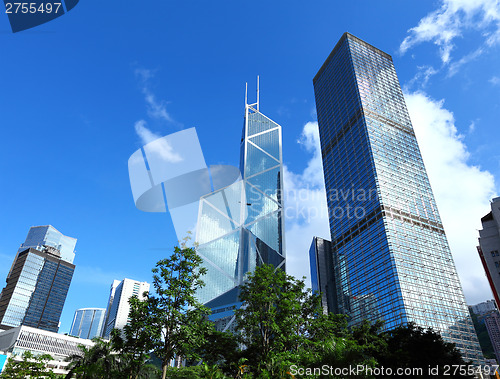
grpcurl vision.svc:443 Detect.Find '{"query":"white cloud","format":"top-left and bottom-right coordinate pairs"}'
top-left (134, 120), bottom-right (182, 162)
top-left (406, 65), bottom-right (439, 90)
top-left (447, 47), bottom-right (485, 77)
top-left (400, 0), bottom-right (500, 69)
top-left (490, 76), bottom-right (500, 85)
top-left (283, 122), bottom-right (330, 287)
top-left (135, 68), bottom-right (175, 123)
top-left (405, 91), bottom-right (497, 304)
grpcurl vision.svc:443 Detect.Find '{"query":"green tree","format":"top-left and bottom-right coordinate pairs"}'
top-left (234, 264), bottom-right (324, 373)
top-left (0, 351), bottom-right (56, 378)
top-left (376, 322), bottom-right (473, 378)
top-left (192, 328), bottom-right (241, 369)
top-left (111, 296), bottom-right (158, 379)
top-left (147, 243), bottom-right (212, 379)
top-left (298, 315), bottom-right (380, 378)
top-left (65, 338), bottom-right (118, 378)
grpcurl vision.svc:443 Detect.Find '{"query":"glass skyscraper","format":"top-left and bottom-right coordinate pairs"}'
top-left (0, 226), bottom-right (76, 333)
top-left (69, 308), bottom-right (106, 339)
top-left (195, 85), bottom-right (285, 331)
top-left (313, 32), bottom-right (483, 361)
top-left (17, 225), bottom-right (76, 264)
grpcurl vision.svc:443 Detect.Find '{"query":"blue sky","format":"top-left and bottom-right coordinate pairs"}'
top-left (1, 0), bottom-right (500, 334)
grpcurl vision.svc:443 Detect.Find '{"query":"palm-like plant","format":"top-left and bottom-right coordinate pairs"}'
top-left (65, 338), bottom-right (119, 378)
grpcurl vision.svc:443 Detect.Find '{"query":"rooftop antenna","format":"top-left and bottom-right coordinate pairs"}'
top-left (257, 75), bottom-right (260, 111)
top-left (245, 82), bottom-right (248, 107)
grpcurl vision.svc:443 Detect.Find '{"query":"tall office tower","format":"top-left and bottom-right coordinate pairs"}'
top-left (18, 225), bottom-right (76, 263)
top-left (3, 225), bottom-right (76, 285)
top-left (69, 308), bottom-right (106, 339)
top-left (477, 197), bottom-right (500, 307)
top-left (195, 83), bottom-right (285, 331)
top-left (309, 237), bottom-right (336, 314)
top-left (313, 32), bottom-right (483, 361)
top-left (101, 278), bottom-right (149, 338)
top-left (0, 226), bottom-right (76, 332)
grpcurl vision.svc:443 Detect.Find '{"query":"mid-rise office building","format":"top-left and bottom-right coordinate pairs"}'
top-left (477, 197), bottom-right (500, 307)
top-left (483, 312), bottom-right (500, 364)
top-left (471, 300), bottom-right (498, 316)
top-left (0, 226), bottom-right (76, 333)
top-left (312, 32), bottom-right (483, 361)
top-left (195, 84), bottom-right (285, 331)
top-left (69, 308), bottom-right (106, 339)
top-left (0, 325), bottom-right (93, 375)
top-left (101, 278), bottom-right (149, 338)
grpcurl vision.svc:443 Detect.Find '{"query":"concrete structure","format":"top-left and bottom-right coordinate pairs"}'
top-left (101, 278), bottom-right (149, 338)
top-left (471, 300), bottom-right (498, 316)
top-left (483, 311), bottom-right (500, 364)
top-left (195, 81), bottom-right (285, 332)
top-left (0, 325), bottom-right (93, 375)
top-left (69, 308), bottom-right (106, 339)
top-left (312, 32), bottom-right (483, 362)
top-left (478, 197), bottom-right (500, 307)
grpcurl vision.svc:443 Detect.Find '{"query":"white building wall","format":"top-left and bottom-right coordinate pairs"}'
top-left (102, 278), bottom-right (149, 337)
top-left (0, 325), bottom-right (94, 375)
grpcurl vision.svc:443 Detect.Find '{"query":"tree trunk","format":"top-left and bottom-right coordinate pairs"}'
top-left (162, 362), bottom-right (168, 379)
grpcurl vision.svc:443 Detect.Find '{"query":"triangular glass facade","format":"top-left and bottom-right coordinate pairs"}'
top-left (195, 94), bottom-right (285, 331)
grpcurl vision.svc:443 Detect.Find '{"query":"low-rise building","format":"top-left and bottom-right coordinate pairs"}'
top-left (0, 325), bottom-right (93, 375)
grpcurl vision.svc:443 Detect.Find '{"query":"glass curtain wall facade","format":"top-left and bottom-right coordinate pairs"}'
top-left (17, 225), bottom-right (76, 264)
top-left (195, 88), bottom-right (285, 331)
top-left (69, 308), bottom-right (106, 339)
top-left (0, 247), bottom-right (75, 333)
top-left (310, 237), bottom-right (337, 314)
top-left (313, 32), bottom-right (483, 362)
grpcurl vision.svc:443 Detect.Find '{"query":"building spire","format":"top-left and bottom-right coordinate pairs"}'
top-left (245, 82), bottom-right (248, 107)
top-left (245, 76), bottom-right (260, 110)
top-left (257, 75), bottom-right (260, 111)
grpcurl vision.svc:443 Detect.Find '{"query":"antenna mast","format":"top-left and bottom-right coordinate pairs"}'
top-left (245, 82), bottom-right (248, 107)
top-left (257, 75), bottom-right (260, 111)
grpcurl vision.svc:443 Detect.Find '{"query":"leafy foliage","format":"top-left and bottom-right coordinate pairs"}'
top-left (375, 322), bottom-right (474, 378)
top-left (146, 243), bottom-right (213, 379)
top-left (64, 256), bottom-right (477, 379)
top-left (65, 338), bottom-right (119, 378)
top-left (232, 264), bottom-right (379, 377)
top-left (0, 351), bottom-right (56, 378)
top-left (110, 295), bottom-right (156, 379)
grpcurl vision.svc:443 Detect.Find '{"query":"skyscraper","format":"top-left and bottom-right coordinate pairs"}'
top-left (195, 82), bottom-right (285, 331)
top-left (16, 225), bottom-right (76, 264)
top-left (309, 237), bottom-right (336, 314)
top-left (101, 278), bottom-right (149, 338)
top-left (313, 32), bottom-right (483, 361)
top-left (477, 197), bottom-right (500, 307)
top-left (0, 226), bottom-right (76, 333)
top-left (69, 308), bottom-right (106, 339)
